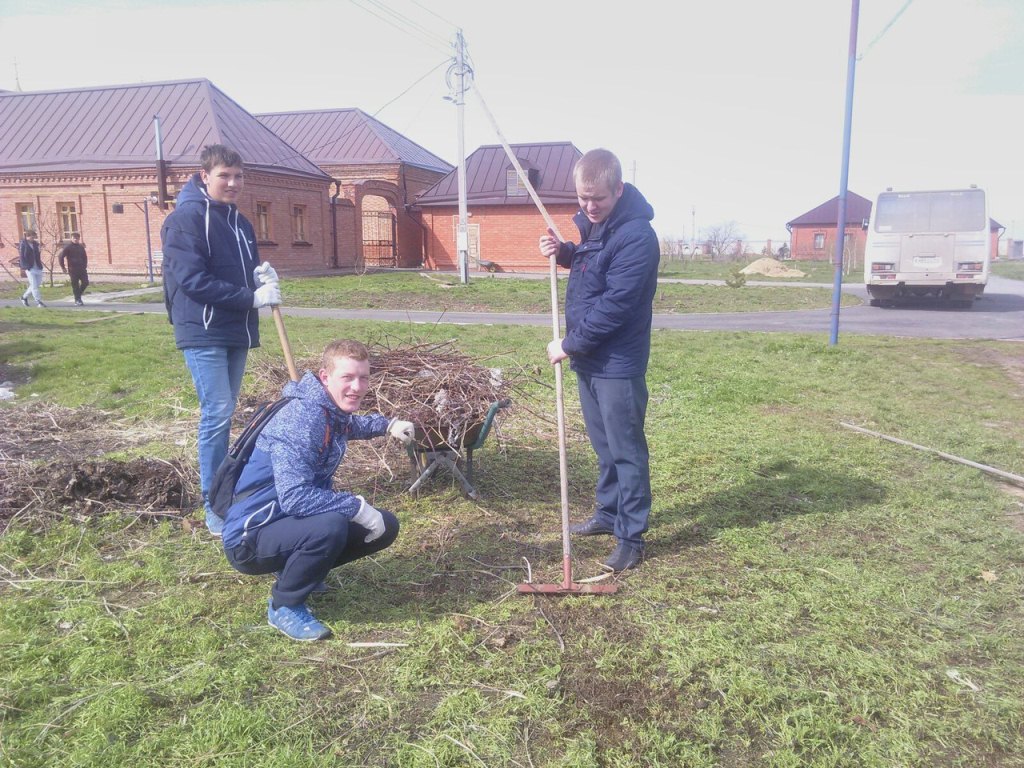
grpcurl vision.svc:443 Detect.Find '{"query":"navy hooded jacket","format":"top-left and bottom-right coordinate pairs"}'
top-left (219, 372), bottom-right (390, 550)
top-left (556, 183), bottom-right (660, 377)
top-left (161, 172), bottom-right (262, 349)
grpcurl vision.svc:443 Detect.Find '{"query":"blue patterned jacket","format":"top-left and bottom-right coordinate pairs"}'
top-left (220, 372), bottom-right (389, 549)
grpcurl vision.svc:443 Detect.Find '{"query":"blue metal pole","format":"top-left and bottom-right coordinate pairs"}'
top-left (829, 0), bottom-right (861, 346)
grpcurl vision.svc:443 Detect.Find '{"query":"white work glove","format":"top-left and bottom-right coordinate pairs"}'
top-left (252, 282), bottom-right (282, 308)
top-left (253, 261), bottom-right (279, 287)
top-left (387, 418), bottom-right (416, 445)
top-left (351, 495), bottom-right (385, 543)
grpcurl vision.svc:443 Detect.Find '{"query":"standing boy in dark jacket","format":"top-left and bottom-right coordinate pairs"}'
top-left (59, 232), bottom-right (89, 306)
top-left (221, 339), bottom-right (416, 641)
top-left (539, 148), bottom-right (660, 572)
top-left (161, 144), bottom-right (282, 537)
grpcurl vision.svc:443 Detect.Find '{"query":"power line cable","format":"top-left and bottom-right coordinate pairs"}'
top-left (372, 58), bottom-right (450, 117)
top-left (409, 0), bottom-right (457, 30)
top-left (362, 0), bottom-right (450, 47)
top-left (348, 0), bottom-right (450, 55)
top-left (857, 0), bottom-right (914, 61)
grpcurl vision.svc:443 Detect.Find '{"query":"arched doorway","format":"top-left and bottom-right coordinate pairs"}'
top-left (361, 194), bottom-right (396, 268)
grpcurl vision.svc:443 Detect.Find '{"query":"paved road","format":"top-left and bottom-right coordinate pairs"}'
top-left (4, 275), bottom-right (1023, 341)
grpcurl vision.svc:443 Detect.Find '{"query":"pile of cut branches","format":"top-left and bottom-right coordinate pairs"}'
top-left (248, 339), bottom-right (529, 452)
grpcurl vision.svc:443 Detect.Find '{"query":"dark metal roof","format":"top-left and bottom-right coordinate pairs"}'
top-left (0, 79), bottom-right (329, 180)
top-left (414, 142), bottom-right (582, 206)
top-left (786, 191), bottom-right (874, 228)
top-left (256, 108), bottom-right (453, 174)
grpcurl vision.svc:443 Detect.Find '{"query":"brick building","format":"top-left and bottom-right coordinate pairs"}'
top-left (413, 142), bottom-right (583, 273)
top-left (256, 109), bottom-right (452, 269)
top-left (0, 79), bottom-right (336, 280)
top-left (785, 191), bottom-right (873, 263)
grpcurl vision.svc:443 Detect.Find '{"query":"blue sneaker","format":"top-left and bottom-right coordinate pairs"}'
top-left (267, 600), bottom-right (332, 641)
top-left (205, 508), bottom-right (224, 538)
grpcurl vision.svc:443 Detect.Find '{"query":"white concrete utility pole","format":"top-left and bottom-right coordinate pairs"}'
top-left (453, 29), bottom-right (470, 284)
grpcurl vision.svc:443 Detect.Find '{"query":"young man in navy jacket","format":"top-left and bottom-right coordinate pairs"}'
top-left (162, 144), bottom-right (282, 537)
top-left (221, 339), bottom-right (415, 641)
top-left (539, 148), bottom-right (660, 572)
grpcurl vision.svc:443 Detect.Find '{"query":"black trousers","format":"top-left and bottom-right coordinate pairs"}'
top-left (225, 509), bottom-right (400, 609)
top-left (69, 270), bottom-right (89, 302)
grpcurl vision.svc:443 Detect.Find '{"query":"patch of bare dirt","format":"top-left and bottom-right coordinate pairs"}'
top-left (956, 344), bottom-right (1024, 391)
top-left (0, 403), bottom-right (196, 529)
top-left (998, 482), bottom-right (1024, 535)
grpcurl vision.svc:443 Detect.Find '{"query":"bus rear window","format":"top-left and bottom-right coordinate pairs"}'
top-left (874, 190), bottom-right (986, 233)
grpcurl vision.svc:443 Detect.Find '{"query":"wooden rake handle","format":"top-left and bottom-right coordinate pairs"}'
top-left (271, 305), bottom-right (299, 383)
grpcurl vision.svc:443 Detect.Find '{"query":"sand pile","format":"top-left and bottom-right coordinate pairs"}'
top-left (739, 258), bottom-right (806, 278)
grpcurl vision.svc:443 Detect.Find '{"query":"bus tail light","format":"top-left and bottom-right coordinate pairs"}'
top-left (956, 262), bottom-right (983, 272)
top-left (871, 263), bottom-right (895, 273)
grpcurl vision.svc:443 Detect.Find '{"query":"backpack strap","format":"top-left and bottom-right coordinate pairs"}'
top-left (321, 406), bottom-right (332, 454)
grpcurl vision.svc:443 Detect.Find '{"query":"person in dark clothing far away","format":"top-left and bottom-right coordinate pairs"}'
top-left (59, 232), bottom-right (89, 306)
top-left (161, 143), bottom-right (282, 538)
top-left (538, 148), bottom-right (660, 573)
top-left (18, 229), bottom-right (45, 308)
top-left (220, 338), bottom-right (416, 642)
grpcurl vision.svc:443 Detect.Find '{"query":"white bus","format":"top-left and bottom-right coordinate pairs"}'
top-left (864, 186), bottom-right (990, 308)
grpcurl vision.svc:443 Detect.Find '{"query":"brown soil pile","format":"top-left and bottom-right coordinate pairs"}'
top-left (0, 404), bottom-right (195, 529)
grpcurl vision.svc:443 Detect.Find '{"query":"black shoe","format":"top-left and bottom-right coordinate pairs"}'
top-left (36, 300), bottom-right (46, 308)
top-left (569, 515), bottom-right (615, 537)
top-left (75, 299), bottom-right (84, 306)
top-left (21, 296), bottom-right (29, 307)
top-left (603, 542), bottom-right (645, 572)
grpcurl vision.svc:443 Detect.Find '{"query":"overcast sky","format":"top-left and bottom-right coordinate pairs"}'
top-left (3, 0), bottom-right (1022, 245)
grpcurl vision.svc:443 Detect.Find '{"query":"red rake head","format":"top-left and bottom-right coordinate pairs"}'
top-left (517, 582), bottom-right (618, 595)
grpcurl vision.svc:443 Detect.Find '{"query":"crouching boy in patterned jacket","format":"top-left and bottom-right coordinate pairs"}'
top-left (221, 339), bottom-right (416, 641)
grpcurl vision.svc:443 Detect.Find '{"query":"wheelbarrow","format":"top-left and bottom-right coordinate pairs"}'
top-left (406, 398), bottom-right (511, 500)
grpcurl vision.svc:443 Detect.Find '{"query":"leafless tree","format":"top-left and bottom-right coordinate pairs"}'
top-left (704, 221), bottom-right (744, 261)
top-left (33, 208), bottom-right (68, 287)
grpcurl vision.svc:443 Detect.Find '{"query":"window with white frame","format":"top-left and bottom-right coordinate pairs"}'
top-left (256, 203), bottom-right (271, 241)
top-left (16, 203), bottom-right (36, 236)
top-left (58, 202), bottom-right (79, 240)
top-left (292, 204), bottom-right (307, 242)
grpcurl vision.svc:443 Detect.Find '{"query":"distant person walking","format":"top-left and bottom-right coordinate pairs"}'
top-left (18, 230), bottom-right (45, 308)
top-left (161, 143), bottom-right (281, 538)
top-left (59, 232), bottom-right (89, 306)
top-left (538, 148), bottom-right (660, 572)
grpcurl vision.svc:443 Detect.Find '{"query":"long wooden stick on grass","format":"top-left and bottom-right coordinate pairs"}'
top-left (840, 422), bottom-right (1024, 488)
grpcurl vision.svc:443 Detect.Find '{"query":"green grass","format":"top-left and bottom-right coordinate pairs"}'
top-left (659, 258), bottom-right (855, 284)
top-left (0, 279), bottom-right (157, 302)
top-left (96, 271), bottom-right (860, 313)
top-left (1, 309), bottom-right (1023, 767)
top-left (992, 260), bottom-right (1024, 280)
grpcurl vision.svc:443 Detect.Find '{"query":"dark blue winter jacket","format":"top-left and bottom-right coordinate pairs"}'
top-left (18, 238), bottom-right (42, 271)
top-left (220, 372), bottom-right (390, 550)
top-left (161, 173), bottom-right (261, 350)
top-left (556, 183), bottom-right (660, 377)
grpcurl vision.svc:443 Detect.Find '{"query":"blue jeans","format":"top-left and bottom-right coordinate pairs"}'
top-left (576, 373), bottom-right (652, 545)
top-left (22, 268), bottom-right (43, 303)
top-left (183, 346), bottom-right (248, 513)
